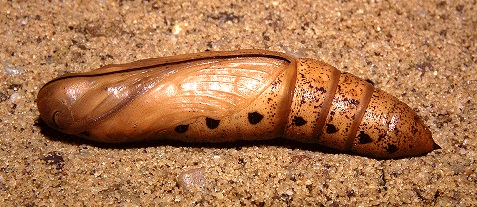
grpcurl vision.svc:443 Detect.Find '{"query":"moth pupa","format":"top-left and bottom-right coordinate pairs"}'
top-left (37, 49), bottom-right (439, 158)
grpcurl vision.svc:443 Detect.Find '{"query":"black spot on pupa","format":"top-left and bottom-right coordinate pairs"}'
top-left (80, 131), bottom-right (90, 137)
top-left (248, 112), bottom-right (264, 125)
top-left (292, 116), bottom-right (307, 126)
top-left (206, 117), bottom-right (220, 129)
top-left (386, 144), bottom-right (399, 154)
top-left (326, 124), bottom-right (338, 134)
top-left (357, 131), bottom-right (373, 144)
top-left (175, 125), bottom-right (189, 133)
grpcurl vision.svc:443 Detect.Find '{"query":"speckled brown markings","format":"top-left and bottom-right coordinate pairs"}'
top-left (37, 49), bottom-right (439, 158)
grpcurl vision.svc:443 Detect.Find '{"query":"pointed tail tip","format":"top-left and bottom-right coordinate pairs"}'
top-left (433, 141), bottom-right (441, 150)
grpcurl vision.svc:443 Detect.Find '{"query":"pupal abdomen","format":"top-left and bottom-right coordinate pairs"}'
top-left (284, 59), bottom-right (436, 158)
top-left (37, 50), bottom-right (438, 158)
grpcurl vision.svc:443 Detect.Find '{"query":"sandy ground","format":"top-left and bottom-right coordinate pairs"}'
top-left (1, 0), bottom-right (476, 206)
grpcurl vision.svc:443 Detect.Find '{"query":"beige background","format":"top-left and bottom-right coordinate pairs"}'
top-left (1, 0), bottom-right (476, 206)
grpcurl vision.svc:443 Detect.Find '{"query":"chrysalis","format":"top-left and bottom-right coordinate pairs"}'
top-left (37, 50), bottom-right (439, 158)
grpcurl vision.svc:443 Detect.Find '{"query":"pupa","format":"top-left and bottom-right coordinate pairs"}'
top-left (36, 49), bottom-right (439, 158)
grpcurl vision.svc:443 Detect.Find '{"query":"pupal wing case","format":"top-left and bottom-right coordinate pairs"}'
top-left (37, 49), bottom-right (439, 158)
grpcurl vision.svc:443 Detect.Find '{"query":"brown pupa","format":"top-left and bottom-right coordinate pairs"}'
top-left (36, 49), bottom-right (439, 158)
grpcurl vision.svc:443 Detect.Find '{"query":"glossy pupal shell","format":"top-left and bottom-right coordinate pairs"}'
top-left (37, 49), bottom-right (439, 158)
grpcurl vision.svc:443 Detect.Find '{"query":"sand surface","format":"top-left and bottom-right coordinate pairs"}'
top-left (1, 1), bottom-right (476, 206)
